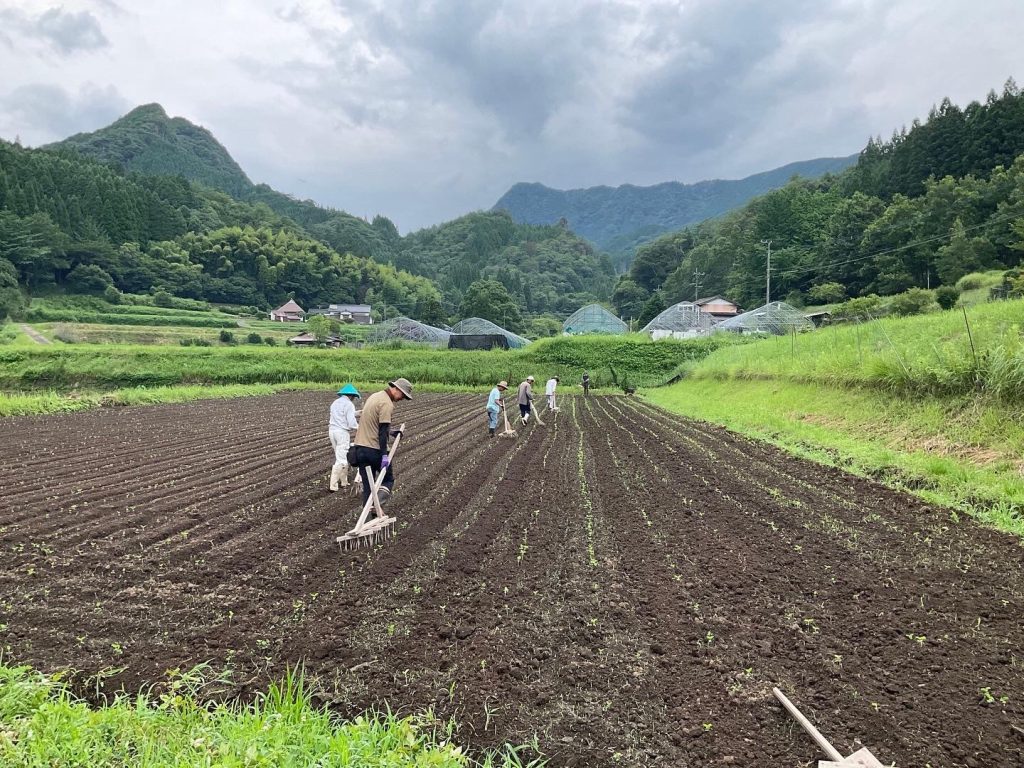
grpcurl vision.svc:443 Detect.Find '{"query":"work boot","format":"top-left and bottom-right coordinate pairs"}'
top-left (378, 487), bottom-right (392, 506)
top-left (489, 427), bottom-right (495, 438)
top-left (329, 466), bottom-right (340, 492)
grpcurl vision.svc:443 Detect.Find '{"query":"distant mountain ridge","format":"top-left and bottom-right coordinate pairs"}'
top-left (493, 155), bottom-right (858, 262)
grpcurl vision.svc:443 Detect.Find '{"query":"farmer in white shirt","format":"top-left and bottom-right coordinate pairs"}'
top-left (545, 376), bottom-right (559, 411)
top-left (328, 384), bottom-right (360, 492)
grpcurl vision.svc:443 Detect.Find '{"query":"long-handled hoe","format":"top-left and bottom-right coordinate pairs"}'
top-left (773, 687), bottom-right (889, 767)
top-left (500, 407), bottom-right (517, 438)
top-left (336, 424), bottom-right (405, 551)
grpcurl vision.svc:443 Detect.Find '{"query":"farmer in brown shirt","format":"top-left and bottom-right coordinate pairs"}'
top-left (352, 378), bottom-right (413, 509)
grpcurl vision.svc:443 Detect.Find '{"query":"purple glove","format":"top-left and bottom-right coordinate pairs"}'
top-left (380, 455), bottom-right (390, 469)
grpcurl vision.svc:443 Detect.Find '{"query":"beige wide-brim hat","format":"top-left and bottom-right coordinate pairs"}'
top-left (497, 380), bottom-right (508, 389)
top-left (389, 377), bottom-right (414, 399)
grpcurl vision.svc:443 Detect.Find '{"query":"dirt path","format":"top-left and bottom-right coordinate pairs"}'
top-left (17, 323), bottom-right (50, 344)
top-left (0, 393), bottom-right (1021, 766)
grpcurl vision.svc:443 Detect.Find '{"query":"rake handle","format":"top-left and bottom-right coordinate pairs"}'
top-left (773, 687), bottom-right (843, 761)
top-left (350, 423), bottom-right (405, 534)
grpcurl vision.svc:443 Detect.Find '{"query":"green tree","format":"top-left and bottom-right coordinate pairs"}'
top-left (66, 263), bottom-right (114, 293)
top-left (637, 291), bottom-right (666, 328)
top-left (611, 277), bottom-right (649, 321)
top-left (0, 257), bottom-right (25, 321)
top-left (889, 287), bottom-right (936, 316)
top-left (307, 314), bottom-right (334, 342)
top-left (807, 282), bottom-right (846, 304)
top-left (459, 278), bottom-right (523, 332)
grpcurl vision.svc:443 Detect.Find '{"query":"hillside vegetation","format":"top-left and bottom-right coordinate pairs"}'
top-left (494, 155), bottom-right (856, 265)
top-left (34, 105), bottom-right (613, 317)
top-left (613, 80), bottom-right (1024, 320)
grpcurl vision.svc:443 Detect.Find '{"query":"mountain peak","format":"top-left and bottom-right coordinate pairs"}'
top-left (48, 103), bottom-right (252, 196)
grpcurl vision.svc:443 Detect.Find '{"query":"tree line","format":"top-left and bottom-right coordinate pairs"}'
top-left (612, 80), bottom-right (1024, 321)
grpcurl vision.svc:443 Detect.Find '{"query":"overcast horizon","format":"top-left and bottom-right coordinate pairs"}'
top-left (1, 0), bottom-right (1022, 232)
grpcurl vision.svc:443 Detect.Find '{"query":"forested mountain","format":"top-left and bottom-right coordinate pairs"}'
top-left (0, 139), bottom-right (440, 317)
top-left (493, 155), bottom-right (858, 265)
top-left (399, 211), bottom-right (615, 316)
top-left (50, 104), bottom-right (253, 197)
top-left (24, 104), bottom-right (614, 317)
top-left (611, 79), bottom-right (1024, 321)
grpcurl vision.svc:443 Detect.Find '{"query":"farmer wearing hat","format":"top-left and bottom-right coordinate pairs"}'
top-left (486, 380), bottom-right (508, 437)
top-left (351, 378), bottom-right (413, 509)
top-left (517, 375), bottom-right (535, 424)
top-left (328, 384), bottom-right (360, 492)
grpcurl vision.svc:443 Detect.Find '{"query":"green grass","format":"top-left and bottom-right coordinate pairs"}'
top-left (689, 298), bottom-right (1024, 401)
top-left (645, 378), bottom-right (1024, 536)
top-left (0, 663), bottom-right (542, 767)
top-left (0, 334), bottom-right (729, 395)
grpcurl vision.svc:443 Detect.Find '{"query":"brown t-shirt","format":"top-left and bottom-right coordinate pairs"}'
top-left (354, 390), bottom-right (394, 449)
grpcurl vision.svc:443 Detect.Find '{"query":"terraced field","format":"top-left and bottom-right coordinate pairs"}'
top-left (1, 392), bottom-right (1022, 766)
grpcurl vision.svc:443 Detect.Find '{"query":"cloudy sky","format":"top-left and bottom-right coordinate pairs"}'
top-left (1, 0), bottom-right (1021, 231)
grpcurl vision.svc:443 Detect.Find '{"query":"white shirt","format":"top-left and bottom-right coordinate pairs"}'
top-left (329, 396), bottom-right (359, 431)
top-left (545, 378), bottom-right (557, 396)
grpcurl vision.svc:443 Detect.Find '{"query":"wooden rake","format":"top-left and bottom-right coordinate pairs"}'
top-left (336, 423), bottom-right (405, 551)
top-left (773, 687), bottom-right (890, 767)
top-left (499, 407), bottom-right (517, 438)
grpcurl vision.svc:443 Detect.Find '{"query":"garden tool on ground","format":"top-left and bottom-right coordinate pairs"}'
top-left (336, 424), bottom-right (405, 551)
top-left (500, 407), bottom-right (517, 438)
top-left (773, 687), bottom-right (889, 767)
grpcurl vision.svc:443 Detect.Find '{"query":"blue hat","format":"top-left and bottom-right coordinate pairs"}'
top-left (337, 384), bottom-right (360, 397)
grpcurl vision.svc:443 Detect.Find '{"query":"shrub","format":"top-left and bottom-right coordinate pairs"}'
top-left (956, 272), bottom-right (989, 291)
top-left (888, 287), bottom-right (937, 317)
top-left (179, 337), bottom-right (212, 347)
top-left (831, 294), bottom-right (882, 322)
top-left (264, 337), bottom-right (277, 346)
top-left (218, 330), bottom-right (236, 344)
top-left (935, 285), bottom-right (960, 310)
top-left (153, 290), bottom-right (175, 308)
top-left (247, 332), bottom-right (263, 344)
top-left (103, 285), bottom-right (123, 305)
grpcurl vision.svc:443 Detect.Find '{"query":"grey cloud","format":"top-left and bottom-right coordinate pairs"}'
top-left (0, 6), bottom-right (109, 54)
top-left (0, 83), bottom-right (129, 145)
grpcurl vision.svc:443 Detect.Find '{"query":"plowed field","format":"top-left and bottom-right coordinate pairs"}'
top-left (1, 392), bottom-right (1022, 766)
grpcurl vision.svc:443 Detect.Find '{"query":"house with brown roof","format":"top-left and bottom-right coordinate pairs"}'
top-left (269, 299), bottom-right (305, 322)
top-left (307, 303), bottom-right (373, 325)
top-left (694, 296), bottom-right (741, 320)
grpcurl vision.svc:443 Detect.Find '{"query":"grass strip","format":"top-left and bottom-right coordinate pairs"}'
top-left (645, 378), bottom-right (1024, 537)
top-left (0, 663), bottom-right (541, 767)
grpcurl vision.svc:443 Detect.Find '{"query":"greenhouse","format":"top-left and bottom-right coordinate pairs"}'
top-left (450, 317), bottom-right (531, 349)
top-left (367, 316), bottom-right (452, 347)
top-left (716, 301), bottom-right (815, 335)
top-left (641, 301), bottom-right (715, 339)
top-left (562, 304), bottom-right (628, 335)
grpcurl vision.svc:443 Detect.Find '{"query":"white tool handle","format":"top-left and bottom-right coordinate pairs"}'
top-left (349, 423), bottom-right (405, 534)
top-left (773, 687), bottom-right (843, 761)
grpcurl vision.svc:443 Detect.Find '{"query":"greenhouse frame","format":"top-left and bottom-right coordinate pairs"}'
top-left (367, 316), bottom-right (452, 347)
top-left (641, 301), bottom-right (715, 339)
top-left (450, 317), bottom-right (531, 349)
top-left (562, 304), bottom-right (628, 335)
top-left (716, 301), bottom-right (815, 335)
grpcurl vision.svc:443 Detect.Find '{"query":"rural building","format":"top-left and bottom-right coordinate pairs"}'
top-left (695, 296), bottom-right (741, 320)
top-left (287, 331), bottom-right (343, 348)
top-left (805, 310), bottom-right (832, 327)
top-left (269, 299), bottom-right (306, 322)
top-left (307, 303), bottom-right (373, 324)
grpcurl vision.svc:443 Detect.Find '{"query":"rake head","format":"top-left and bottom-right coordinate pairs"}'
top-left (336, 516), bottom-right (395, 551)
top-left (499, 428), bottom-right (517, 438)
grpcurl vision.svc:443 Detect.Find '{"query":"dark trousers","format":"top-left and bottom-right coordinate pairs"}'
top-left (353, 445), bottom-right (395, 506)
top-left (519, 403), bottom-right (531, 418)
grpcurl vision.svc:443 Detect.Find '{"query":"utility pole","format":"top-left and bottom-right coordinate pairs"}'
top-left (693, 267), bottom-right (705, 304)
top-left (761, 239), bottom-right (772, 306)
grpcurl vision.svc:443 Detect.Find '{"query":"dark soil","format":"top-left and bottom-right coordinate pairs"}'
top-left (1, 392), bottom-right (1022, 766)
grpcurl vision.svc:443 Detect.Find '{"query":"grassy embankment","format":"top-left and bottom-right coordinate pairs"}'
top-left (0, 333), bottom-right (739, 416)
top-left (0, 663), bottom-right (539, 767)
top-left (647, 298), bottom-right (1024, 535)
